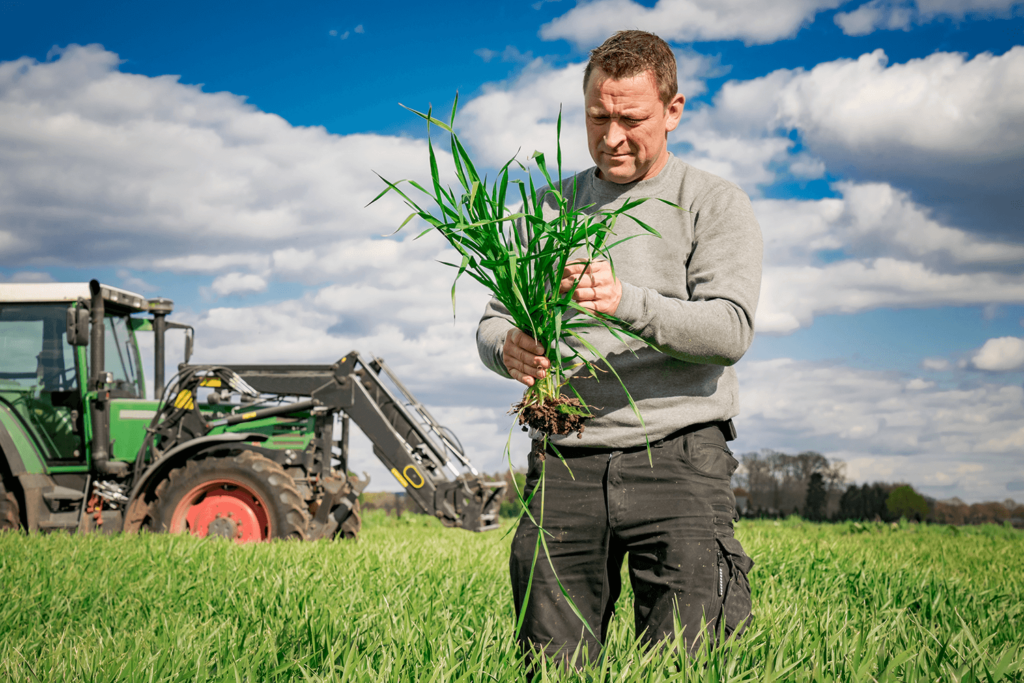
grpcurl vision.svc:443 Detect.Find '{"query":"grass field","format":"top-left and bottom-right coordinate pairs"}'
top-left (1, 514), bottom-right (1022, 682)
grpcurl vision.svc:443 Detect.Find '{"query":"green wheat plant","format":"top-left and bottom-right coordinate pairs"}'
top-left (370, 96), bottom-right (665, 437)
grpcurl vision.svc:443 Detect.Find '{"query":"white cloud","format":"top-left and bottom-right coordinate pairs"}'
top-left (540, 0), bottom-right (844, 47)
top-left (753, 183), bottom-right (1024, 333)
top-left (972, 336), bottom-right (1024, 371)
top-left (210, 272), bottom-right (267, 296)
top-left (0, 45), bottom-right (446, 271)
top-left (732, 358), bottom-right (1024, 501)
top-left (0, 271), bottom-right (54, 283)
top-left (708, 47), bottom-right (1024, 235)
top-left (835, 0), bottom-right (1024, 35)
top-left (922, 357), bottom-right (951, 371)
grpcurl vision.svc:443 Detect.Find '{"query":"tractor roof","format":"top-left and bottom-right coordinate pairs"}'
top-left (0, 282), bottom-right (151, 314)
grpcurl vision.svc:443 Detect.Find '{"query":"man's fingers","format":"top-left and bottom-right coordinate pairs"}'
top-left (504, 329), bottom-right (551, 387)
top-left (512, 329), bottom-right (545, 355)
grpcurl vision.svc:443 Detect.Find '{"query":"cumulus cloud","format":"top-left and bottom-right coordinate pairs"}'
top-left (835, 0), bottom-right (1024, 35)
top-left (0, 45), bottom-right (446, 270)
top-left (971, 336), bottom-right (1024, 371)
top-left (210, 272), bottom-right (267, 297)
top-left (753, 182), bottom-right (1024, 333)
top-left (707, 47), bottom-right (1024, 237)
top-left (540, 0), bottom-right (844, 47)
top-left (733, 358), bottom-right (1024, 501)
top-left (922, 357), bottom-right (951, 371)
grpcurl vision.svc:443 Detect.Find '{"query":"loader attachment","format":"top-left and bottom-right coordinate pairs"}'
top-left (210, 352), bottom-right (506, 533)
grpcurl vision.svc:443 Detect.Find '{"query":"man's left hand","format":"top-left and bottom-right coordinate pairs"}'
top-left (560, 259), bottom-right (622, 314)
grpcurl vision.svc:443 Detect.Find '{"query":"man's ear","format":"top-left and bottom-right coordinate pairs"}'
top-left (664, 93), bottom-right (686, 133)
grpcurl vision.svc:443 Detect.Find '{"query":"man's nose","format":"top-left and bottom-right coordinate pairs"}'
top-left (604, 120), bottom-right (628, 149)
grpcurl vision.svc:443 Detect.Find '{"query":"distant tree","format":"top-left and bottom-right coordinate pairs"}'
top-left (838, 482), bottom-right (899, 521)
top-left (968, 502), bottom-right (1010, 525)
top-left (805, 473), bottom-right (827, 521)
top-left (738, 449), bottom-right (844, 517)
top-left (886, 485), bottom-right (929, 521)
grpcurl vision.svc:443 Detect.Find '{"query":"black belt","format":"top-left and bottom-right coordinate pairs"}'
top-left (538, 419), bottom-right (736, 459)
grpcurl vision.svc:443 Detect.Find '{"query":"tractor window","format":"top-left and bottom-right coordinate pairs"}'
top-left (105, 315), bottom-right (141, 398)
top-left (0, 305), bottom-right (78, 392)
top-left (0, 305), bottom-right (82, 460)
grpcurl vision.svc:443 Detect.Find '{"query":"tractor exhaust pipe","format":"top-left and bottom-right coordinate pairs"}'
top-left (89, 280), bottom-right (127, 477)
top-left (147, 298), bottom-right (174, 399)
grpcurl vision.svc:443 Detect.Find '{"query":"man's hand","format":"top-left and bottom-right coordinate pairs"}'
top-left (560, 259), bottom-right (622, 314)
top-left (503, 329), bottom-right (550, 387)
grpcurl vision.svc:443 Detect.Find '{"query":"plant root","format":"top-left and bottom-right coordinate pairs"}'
top-left (513, 396), bottom-right (590, 438)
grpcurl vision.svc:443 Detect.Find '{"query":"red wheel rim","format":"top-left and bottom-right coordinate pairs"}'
top-left (169, 479), bottom-right (271, 543)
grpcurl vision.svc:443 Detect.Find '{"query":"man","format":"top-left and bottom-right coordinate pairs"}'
top-left (476, 30), bottom-right (762, 664)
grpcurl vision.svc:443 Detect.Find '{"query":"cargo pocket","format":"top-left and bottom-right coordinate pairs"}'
top-left (715, 536), bottom-right (754, 640)
top-left (681, 430), bottom-right (739, 480)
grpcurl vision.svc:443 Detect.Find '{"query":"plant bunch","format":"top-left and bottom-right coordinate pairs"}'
top-left (371, 97), bottom-right (662, 436)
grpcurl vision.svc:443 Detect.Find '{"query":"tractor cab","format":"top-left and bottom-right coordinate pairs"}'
top-left (0, 282), bottom-right (189, 487)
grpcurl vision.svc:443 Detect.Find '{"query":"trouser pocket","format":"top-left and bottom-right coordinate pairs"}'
top-left (715, 535), bottom-right (754, 640)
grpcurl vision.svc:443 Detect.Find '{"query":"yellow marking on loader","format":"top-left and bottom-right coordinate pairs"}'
top-left (403, 465), bottom-right (425, 489)
top-left (242, 411), bottom-right (258, 420)
top-left (200, 378), bottom-right (222, 387)
top-left (173, 390), bottom-right (194, 410)
top-left (391, 468), bottom-right (410, 488)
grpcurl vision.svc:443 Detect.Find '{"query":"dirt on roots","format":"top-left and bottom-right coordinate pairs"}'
top-left (513, 396), bottom-right (590, 438)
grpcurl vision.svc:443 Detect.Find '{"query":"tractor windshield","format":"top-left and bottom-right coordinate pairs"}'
top-left (103, 315), bottom-right (142, 398)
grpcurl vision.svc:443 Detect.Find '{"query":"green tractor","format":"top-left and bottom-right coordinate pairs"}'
top-left (0, 280), bottom-right (504, 541)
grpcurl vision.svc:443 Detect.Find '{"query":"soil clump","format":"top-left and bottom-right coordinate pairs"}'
top-left (513, 396), bottom-right (590, 438)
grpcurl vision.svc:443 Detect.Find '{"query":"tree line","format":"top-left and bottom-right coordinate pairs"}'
top-left (733, 449), bottom-right (1024, 526)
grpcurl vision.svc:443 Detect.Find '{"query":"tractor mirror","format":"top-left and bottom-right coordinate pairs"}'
top-left (184, 329), bottom-right (193, 364)
top-left (66, 306), bottom-right (90, 346)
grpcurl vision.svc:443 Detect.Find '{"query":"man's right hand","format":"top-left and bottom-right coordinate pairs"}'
top-left (503, 329), bottom-right (550, 387)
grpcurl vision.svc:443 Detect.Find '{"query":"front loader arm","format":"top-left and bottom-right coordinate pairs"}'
top-left (214, 352), bottom-right (504, 532)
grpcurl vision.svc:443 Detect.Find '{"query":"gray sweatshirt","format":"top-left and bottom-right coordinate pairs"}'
top-left (476, 155), bottom-right (763, 449)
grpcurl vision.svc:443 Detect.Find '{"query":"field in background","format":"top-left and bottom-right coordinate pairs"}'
top-left (1, 515), bottom-right (1022, 682)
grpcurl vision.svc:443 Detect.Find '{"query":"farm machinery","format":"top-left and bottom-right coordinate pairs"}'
top-left (0, 280), bottom-right (505, 541)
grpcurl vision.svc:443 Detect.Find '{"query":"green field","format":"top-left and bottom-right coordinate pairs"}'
top-left (1, 514), bottom-right (1022, 682)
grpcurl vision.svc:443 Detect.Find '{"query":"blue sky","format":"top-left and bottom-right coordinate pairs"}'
top-left (2, 0), bottom-right (1023, 502)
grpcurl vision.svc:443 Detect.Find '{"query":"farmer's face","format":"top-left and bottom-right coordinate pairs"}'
top-left (584, 68), bottom-right (685, 184)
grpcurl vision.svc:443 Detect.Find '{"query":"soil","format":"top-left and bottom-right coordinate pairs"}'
top-left (513, 395), bottom-right (590, 438)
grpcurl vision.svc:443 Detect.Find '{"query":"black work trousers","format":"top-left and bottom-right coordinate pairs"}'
top-left (510, 423), bottom-right (754, 665)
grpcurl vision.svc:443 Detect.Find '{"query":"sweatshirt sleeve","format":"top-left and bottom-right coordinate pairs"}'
top-left (476, 297), bottom-right (516, 379)
top-left (612, 185), bottom-right (763, 366)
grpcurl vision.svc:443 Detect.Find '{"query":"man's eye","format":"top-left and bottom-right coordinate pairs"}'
top-left (625, 118), bottom-right (643, 126)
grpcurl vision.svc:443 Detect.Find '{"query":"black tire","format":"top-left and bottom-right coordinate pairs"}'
top-left (151, 451), bottom-right (308, 541)
top-left (337, 500), bottom-right (362, 540)
top-left (0, 483), bottom-right (20, 532)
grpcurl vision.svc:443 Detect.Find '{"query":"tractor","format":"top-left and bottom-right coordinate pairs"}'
top-left (0, 280), bottom-right (505, 541)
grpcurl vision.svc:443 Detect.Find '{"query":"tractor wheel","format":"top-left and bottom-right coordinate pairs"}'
top-left (0, 485), bottom-right (20, 532)
top-left (337, 499), bottom-right (362, 540)
top-left (151, 451), bottom-right (308, 542)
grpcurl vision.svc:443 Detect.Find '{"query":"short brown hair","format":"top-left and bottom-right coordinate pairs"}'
top-left (584, 30), bottom-right (678, 105)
